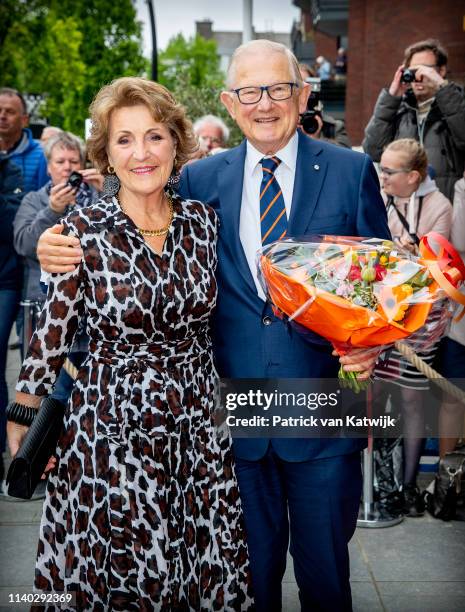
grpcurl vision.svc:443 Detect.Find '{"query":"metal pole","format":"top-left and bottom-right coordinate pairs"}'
top-left (147, 0), bottom-right (158, 81)
top-left (243, 0), bottom-right (253, 44)
top-left (362, 447), bottom-right (373, 515)
top-left (20, 300), bottom-right (39, 357)
top-left (357, 388), bottom-right (404, 528)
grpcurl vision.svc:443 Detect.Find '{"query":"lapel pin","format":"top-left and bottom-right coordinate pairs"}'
top-left (313, 164), bottom-right (320, 171)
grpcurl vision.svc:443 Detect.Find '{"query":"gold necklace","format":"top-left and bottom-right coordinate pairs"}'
top-left (118, 194), bottom-right (174, 237)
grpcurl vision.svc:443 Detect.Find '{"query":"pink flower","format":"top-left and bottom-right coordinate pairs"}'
top-left (348, 265), bottom-right (361, 281)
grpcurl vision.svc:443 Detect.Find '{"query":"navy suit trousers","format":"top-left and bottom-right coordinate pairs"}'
top-left (234, 447), bottom-right (362, 612)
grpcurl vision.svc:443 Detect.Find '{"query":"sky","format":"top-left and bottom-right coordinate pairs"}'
top-left (135, 0), bottom-right (300, 54)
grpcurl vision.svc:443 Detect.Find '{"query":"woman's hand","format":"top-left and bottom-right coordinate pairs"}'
top-left (80, 167), bottom-right (104, 192)
top-left (398, 236), bottom-right (419, 255)
top-left (7, 392), bottom-right (40, 458)
top-left (37, 225), bottom-right (83, 273)
top-left (335, 346), bottom-right (382, 381)
top-left (7, 393), bottom-right (57, 480)
top-left (49, 182), bottom-right (77, 213)
top-left (7, 421), bottom-right (29, 458)
top-left (42, 456), bottom-right (57, 477)
top-left (7, 422), bottom-right (57, 480)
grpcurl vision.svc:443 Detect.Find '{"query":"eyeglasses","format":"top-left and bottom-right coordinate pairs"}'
top-left (231, 82), bottom-right (299, 105)
top-left (379, 166), bottom-right (411, 176)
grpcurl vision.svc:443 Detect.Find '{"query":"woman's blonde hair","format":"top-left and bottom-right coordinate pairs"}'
top-left (384, 138), bottom-right (428, 181)
top-left (87, 77), bottom-right (198, 174)
top-left (44, 131), bottom-right (85, 165)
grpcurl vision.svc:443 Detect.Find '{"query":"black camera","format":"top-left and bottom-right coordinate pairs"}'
top-left (66, 171), bottom-right (83, 189)
top-left (300, 77), bottom-right (322, 135)
top-left (400, 68), bottom-right (418, 84)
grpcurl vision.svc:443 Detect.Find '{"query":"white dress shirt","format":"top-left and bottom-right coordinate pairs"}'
top-left (239, 132), bottom-right (298, 300)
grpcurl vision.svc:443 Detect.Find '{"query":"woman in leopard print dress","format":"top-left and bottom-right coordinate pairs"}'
top-left (10, 78), bottom-right (253, 611)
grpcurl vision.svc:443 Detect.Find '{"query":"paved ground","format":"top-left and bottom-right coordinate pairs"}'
top-left (1, 343), bottom-right (465, 611)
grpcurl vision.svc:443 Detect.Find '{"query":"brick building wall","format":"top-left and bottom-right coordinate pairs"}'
top-left (314, 30), bottom-right (339, 63)
top-left (345, 0), bottom-right (465, 145)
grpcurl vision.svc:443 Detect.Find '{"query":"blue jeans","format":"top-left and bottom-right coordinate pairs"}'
top-left (51, 352), bottom-right (87, 404)
top-left (0, 289), bottom-right (21, 453)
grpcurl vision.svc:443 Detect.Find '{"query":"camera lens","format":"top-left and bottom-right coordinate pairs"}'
top-left (67, 171), bottom-right (83, 189)
top-left (400, 68), bottom-right (416, 84)
top-left (301, 111), bottom-right (320, 135)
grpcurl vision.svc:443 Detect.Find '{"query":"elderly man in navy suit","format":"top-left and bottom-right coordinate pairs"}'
top-left (179, 40), bottom-right (390, 611)
top-left (36, 40), bottom-right (389, 611)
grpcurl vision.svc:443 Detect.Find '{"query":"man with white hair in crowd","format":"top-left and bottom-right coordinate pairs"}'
top-left (316, 55), bottom-right (332, 80)
top-left (40, 126), bottom-right (62, 144)
top-left (193, 114), bottom-right (229, 153)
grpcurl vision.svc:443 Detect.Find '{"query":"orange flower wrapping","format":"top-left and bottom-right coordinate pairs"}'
top-left (260, 256), bottom-right (436, 349)
top-left (258, 234), bottom-right (465, 394)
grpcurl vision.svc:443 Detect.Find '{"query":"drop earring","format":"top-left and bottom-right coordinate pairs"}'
top-left (103, 165), bottom-right (120, 197)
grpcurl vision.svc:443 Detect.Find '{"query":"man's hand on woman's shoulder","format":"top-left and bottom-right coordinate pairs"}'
top-left (37, 225), bottom-right (83, 273)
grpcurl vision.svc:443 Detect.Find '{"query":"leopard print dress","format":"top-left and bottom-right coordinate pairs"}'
top-left (17, 194), bottom-right (253, 611)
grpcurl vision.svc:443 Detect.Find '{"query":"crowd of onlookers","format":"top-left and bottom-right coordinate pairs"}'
top-left (0, 37), bottom-right (464, 514)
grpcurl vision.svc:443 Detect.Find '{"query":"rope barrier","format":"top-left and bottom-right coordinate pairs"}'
top-left (394, 340), bottom-right (465, 405)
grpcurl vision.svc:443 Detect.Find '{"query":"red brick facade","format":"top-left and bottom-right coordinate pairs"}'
top-left (314, 30), bottom-right (339, 63)
top-left (345, 0), bottom-right (465, 145)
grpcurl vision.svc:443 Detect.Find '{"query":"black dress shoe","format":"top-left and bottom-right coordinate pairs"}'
top-left (403, 484), bottom-right (425, 517)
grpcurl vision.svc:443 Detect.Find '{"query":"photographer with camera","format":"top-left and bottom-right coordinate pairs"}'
top-left (363, 39), bottom-right (465, 201)
top-left (299, 64), bottom-right (351, 148)
top-left (12, 131), bottom-right (102, 404)
top-left (14, 131), bottom-right (102, 305)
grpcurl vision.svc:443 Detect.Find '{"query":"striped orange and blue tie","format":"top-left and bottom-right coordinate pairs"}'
top-left (260, 156), bottom-right (288, 245)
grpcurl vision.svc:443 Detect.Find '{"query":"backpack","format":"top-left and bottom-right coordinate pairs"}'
top-left (425, 448), bottom-right (465, 521)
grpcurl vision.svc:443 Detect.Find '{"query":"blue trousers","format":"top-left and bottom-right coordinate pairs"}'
top-left (234, 447), bottom-right (362, 612)
top-left (0, 289), bottom-right (20, 453)
top-left (51, 352), bottom-right (87, 404)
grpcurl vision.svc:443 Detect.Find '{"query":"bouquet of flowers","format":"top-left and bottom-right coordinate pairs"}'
top-left (257, 233), bottom-right (465, 391)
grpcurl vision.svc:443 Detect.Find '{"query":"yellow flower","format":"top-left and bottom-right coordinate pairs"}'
top-left (392, 302), bottom-right (409, 322)
top-left (378, 284), bottom-right (413, 323)
top-left (401, 284), bottom-right (414, 297)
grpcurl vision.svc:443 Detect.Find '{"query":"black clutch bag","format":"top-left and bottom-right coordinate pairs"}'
top-left (6, 397), bottom-right (65, 499)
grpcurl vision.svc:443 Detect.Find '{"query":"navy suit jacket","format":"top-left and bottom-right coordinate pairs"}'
top-left (179, 131), bottom-right (391, 461)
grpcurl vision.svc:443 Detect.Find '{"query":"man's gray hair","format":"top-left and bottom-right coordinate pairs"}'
top-left (44, 131), bottom-right (86, 163)
top-left (226, 40), bottom-right (303, 89)
top-left (0, 87), bottom-right (28, 115)
top-left (193, 114), bottom-right (230, 143)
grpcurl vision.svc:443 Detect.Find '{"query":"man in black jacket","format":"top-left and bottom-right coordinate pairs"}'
top-left (363, 39), bottom-right (465, 201)
top-left (0, 154), bottom-right (23, 491)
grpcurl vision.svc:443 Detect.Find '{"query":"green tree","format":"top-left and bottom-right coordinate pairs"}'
top-left (159, 34), bottom-right (242, 147)
top-left (49, 0), bottom-right (148, 114)
top-left (0, 0), bottom-right (147, 136)
top-left (159, 33), bottom-right (225, 91)
top-left (168, 71), bottom-right (243, 148)
top-left (0, 0), bottom-right (48, 88)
